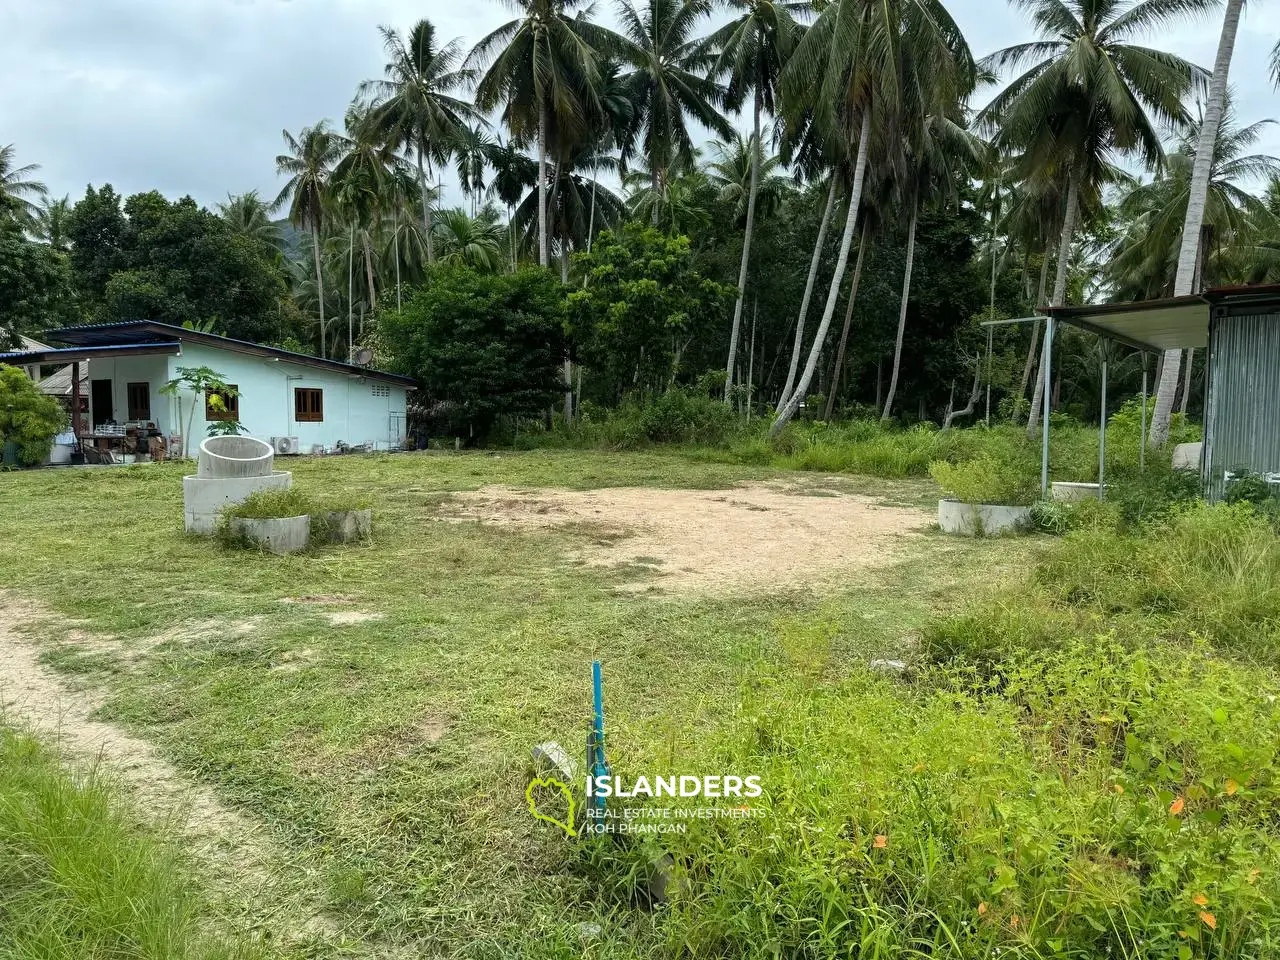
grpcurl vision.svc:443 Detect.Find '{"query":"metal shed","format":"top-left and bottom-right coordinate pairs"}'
top-left (1047, 284), bottom-right (1280, 501)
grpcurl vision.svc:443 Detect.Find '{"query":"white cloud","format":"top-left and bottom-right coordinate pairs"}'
top-left (2, 0), bottom-right (1276, 211)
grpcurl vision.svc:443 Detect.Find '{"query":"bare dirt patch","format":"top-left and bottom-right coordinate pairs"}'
top-left (0, 592), bottom-right (338, 943)
top-left (445, 481), bottom-right (932, 592)
top-left (323, 610), bottom-right (384, 626)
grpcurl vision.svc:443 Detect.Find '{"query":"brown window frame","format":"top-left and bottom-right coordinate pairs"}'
top-left (294, 387), bottom-right (324, 423)
top-left (204, 386), bottom-right (239, 422)
top-left (127, 382), bottom-right (151, 421)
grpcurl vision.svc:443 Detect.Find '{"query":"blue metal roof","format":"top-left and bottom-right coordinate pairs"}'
top-left (0, 342), bottom-right (182, 363)
top-left (38, 321), bottom-right (416, 386)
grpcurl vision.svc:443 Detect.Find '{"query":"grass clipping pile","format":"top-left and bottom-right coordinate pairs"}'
top-left (446, 481), bottom-right (930, 591)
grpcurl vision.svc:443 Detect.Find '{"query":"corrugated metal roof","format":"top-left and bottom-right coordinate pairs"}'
top-left (35, 364), bottom-right (88, 396)
top-left (1046, 285), bottom-right (1280, 352)
top-left (40, 320), bottom-right (416, 386)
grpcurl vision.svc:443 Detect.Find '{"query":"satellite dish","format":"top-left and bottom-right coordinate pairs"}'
top-left (354, 348), bottom-right (374, 366)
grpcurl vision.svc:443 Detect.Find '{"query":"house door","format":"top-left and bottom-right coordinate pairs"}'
top-left (91, 379), bottom-right (114, 426)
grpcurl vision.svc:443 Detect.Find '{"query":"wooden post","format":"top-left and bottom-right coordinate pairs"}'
top-left (71, 362), bottom-right (83, 437)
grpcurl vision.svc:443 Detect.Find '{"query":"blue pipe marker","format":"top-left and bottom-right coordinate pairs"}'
top-left (588, 659), bottom-right (610, 820)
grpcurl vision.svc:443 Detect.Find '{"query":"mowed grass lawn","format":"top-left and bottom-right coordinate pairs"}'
top-left (0, 451), bottom-right (1022, 958)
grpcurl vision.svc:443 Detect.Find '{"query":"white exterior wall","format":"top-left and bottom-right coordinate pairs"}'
top-left (83, 355), bottom-right (174, 432)
top-left (160, 343), bottom-right (408, 451)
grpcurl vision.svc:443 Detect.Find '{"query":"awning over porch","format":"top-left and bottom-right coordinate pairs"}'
top-left (1044, 284), bottom-right (1280, 352)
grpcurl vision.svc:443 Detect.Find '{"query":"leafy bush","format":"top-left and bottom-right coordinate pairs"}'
top-left (381, 265), bottom-right (568, 442)
top-left (930, 455), bottom-right (1039, 505)
top-left (0, 364), bottom-right (66, 466)
top-left (523, 386), bottom-right (747, 450)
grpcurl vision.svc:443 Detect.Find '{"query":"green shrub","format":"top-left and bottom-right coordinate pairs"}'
top-left (0, 364), bottom-right (66, 466)
top-left (930, 455), bottom-right (1039, 505)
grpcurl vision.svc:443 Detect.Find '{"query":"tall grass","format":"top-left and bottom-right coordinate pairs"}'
top-left (522, 389), bottom-right (1201, 487)
top-left (0, 728), bottom-right (264, 960)
top-left (588, 502), bottom-right (1280, 958)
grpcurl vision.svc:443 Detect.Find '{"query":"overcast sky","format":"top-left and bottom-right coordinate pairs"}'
top-left (2, 0), bottom-right (1277, 214)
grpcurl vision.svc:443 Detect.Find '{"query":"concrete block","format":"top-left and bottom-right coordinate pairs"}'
top-left (1052, 481), bottom-right (1101, 502)
top-left (183, 471), bottom-right (292, 534)
top-left (229, 515), bottom-right (311, 554)
top-left (531, 741), bottom-right (578, 783)
top-left (325, 508), bottom-right (373, 543)
top-left (869, 659), bottom-right (908, 675)
top-left (937, 499), bottom-right (1032, 536)
top-left (1172, 442), bottom-right (1203, 472)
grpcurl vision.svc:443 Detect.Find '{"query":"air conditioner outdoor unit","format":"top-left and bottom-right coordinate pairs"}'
top-left (271, 436), bottom-right (301, 455)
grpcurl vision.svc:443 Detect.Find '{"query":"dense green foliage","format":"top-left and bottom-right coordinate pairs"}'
top-left (63, 188), bottom-right (289, 342)
top-left (0, 221), bottom-right (75, 347)
top-left (0, 364), bottom-right (65, 466)
top-left (569, 225), bottom-right (733, 400)
top-left (380, 266), bottom-right (568, 440)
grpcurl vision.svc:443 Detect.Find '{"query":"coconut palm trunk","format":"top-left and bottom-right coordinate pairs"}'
top-left (311, 230), bottom-right (327, 359)
top-left (880, 196), bottom-right (919, 422)
top-left (416, 145), bottom-right (436, 265)
top-left (1150, 0), bottom-right (1243, 448)
top-left (1179, 348), bottom-right (1195, 415)
top-left (362, 233), bottom-right (378, 312)
top-left (1016, 243), bottom-right (1053, 416)
top-left (724, 91), bottom-right (763, 402)
top-left (823, 222), bottom-right (869, 421)
top-left (1026, 171), bottom-right (1079, 438)
top-left (779, 176), bottom-right (839, 412)
top-left (538, 101), bottom-right (550, 268)
top-left (771, 110), bottom-right (873, 438)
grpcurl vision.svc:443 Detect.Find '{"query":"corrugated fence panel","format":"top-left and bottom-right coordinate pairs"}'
top-left (1203, 311), bottom-right (1280, 501)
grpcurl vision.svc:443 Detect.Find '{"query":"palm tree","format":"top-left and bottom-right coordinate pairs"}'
top-left (32, 195), bottom-right (71, 250)
top-left (485, 137), bottom-right (539, 267)
top-left (778, 111), bottom-right (843, 414)
top-left (363, 19), bottom-right (480, 265)
top-left (771, 0), bottom-right (972, 437)
top-left (881, 111), bottom-right (983, 422)
top-left (706, 130), bottom-right (792, 224)
top-left (433, 207), bottom-right (508, 271)
top-left (0, 144), bottom-right (47, 226)
top-left (469, 0), bottom-right (615, 268)
top-left (707, 0), bottom-right (806, 401)
top-left (1108, 111), bottom-right (1279, 300)
top-left (615, 0), bottom-right (733, 225)
top-left (981, 0), bottom-right (1209, 437)
top-left (218, 191), bottom-right (282, 248)
top-left (331, 106), bottom-right (403, 316)
top-left (1151, 0), bottom-right (1242, 447)
top-left (454, 126), bottom-right (494, 214)
top-left (275, 122), bottom-right (343, 359)
top-left (623, 161), bottom-right (714, 233)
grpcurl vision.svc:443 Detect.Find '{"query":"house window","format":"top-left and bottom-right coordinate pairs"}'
top-left (205, 386), bottom-right (239, 421)
top-left (127, 382), bottom-right (151, 420)
top-left (294, 387), bottom-right (324, 422)
top-left (371, 383), bottom-right (390, 398)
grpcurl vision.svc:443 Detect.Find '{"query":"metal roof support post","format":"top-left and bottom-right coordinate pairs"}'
top-left (1041, 315), bottom-right (1054, 497)
top-left (984, 325), bottom-right (993, 426)
top-left (1139, 363), bottom-right (1148, 473)
top-left (1099, 360), bottom-right (1108, 501)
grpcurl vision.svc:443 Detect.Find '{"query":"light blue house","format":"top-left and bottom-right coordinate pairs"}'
top-left (12, 321), bottom-right (414, 455)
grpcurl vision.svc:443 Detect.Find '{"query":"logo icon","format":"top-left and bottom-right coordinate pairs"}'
top-left (527, 777), bottom-right (577, 837)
